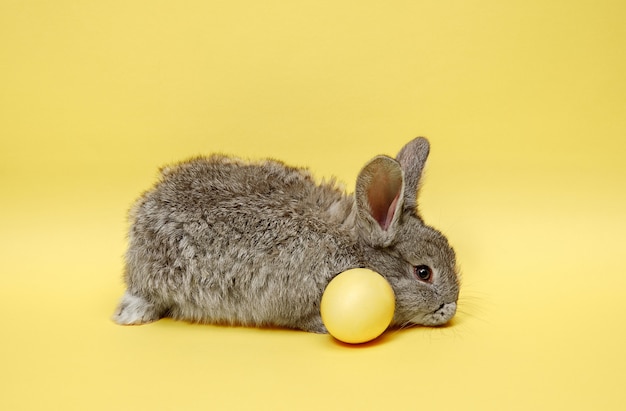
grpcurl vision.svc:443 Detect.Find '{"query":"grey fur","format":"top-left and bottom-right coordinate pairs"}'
top-left (113, 137), bottom-right (459, 333)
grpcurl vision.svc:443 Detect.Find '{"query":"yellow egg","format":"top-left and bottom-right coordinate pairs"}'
top-left (320, 268), bottom-right (395, 344)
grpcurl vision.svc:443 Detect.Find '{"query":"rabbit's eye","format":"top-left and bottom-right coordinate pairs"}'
top-left (414, 265), bottom-right (433, 282)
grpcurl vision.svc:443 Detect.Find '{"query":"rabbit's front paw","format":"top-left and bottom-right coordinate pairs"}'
top-left (300, 317), bottom-right (328, 334)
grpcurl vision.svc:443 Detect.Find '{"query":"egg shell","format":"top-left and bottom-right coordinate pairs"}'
top-left (320, 268), bottom-right (395, 344)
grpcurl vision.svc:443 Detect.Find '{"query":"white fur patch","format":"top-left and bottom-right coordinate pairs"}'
top-left (112, 292), bottom-right (160, 325)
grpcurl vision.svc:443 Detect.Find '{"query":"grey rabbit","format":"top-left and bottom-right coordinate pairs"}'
top-left (113, 137), bottom-right (459, 333)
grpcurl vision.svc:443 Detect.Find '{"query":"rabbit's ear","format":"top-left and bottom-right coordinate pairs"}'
top-left (396, 137), bottom-right (430, 211)
top-left (355, 156), bottom-right (405, 246)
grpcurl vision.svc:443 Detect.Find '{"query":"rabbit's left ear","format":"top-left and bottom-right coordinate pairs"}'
top-left (355, 156), bottom-right (405, 247)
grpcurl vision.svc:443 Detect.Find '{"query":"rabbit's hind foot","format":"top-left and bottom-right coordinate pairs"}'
top-left (112, 291), bottom-right (164, 325)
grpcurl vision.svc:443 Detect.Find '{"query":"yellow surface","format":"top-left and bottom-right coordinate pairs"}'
top-left (1, 1), bottom-right (625, 409)
top-left (321, 269), bottom-right (395, 344)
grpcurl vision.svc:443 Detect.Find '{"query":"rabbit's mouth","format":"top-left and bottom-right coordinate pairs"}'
top-left (413, 302), bottom-right (457, 326)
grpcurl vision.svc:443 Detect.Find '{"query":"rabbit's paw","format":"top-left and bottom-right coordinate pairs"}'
top-left (300, 317), bottom-right (328, 334)
top-left (112, 292), bottom-right (163, 325)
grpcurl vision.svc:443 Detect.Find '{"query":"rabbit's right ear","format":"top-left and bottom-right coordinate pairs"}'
top-left (395, 137), bottom-right (430, 211)
top-left (354, 156), bottom-right (405, 247)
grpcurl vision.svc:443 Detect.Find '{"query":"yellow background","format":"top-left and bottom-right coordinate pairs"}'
top-left (1, 1), bottom-right (625, 409)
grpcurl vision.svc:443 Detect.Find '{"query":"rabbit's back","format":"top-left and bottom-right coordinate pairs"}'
top-left (124, 156), bottom-right (359, 330)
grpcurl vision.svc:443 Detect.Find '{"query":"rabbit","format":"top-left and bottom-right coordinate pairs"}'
top-left (113, 137), bottom-right (459, 333)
